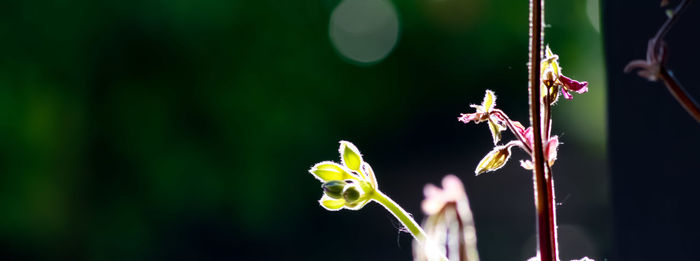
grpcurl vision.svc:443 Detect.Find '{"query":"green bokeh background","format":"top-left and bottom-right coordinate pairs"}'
top-left (0, 0), bottom-right (608, 260)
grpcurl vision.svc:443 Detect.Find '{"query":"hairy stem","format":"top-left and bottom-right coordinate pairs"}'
top-left (372, 191), bottom-right (426, 241)
top-left (529, 0), bottom-right (558, 260)
top-left (544, 164), bottom-right (558, 260)
top-left (493, 109), bottom-right (532, 153)
top-left (372, 191), bottom-right (448, 261)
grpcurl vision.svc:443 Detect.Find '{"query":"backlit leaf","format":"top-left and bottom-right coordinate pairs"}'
top-left (309, 161), bottom-right (354, 182)
top-left (319, 194), bottom-right (346, 211)
top-left (475, 145), bottom-right (512, 175)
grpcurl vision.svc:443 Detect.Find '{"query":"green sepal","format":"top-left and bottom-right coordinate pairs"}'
top-left (339, 141), bottom-right (363, 171)
top-left (319, 194), bottom-right (346, 211)
top-left (309, 161), bottom-right (354, 182)
top-left (343, 198), bottom-right (370, 210)
top-left (487, 119), bottom-right (505, 145)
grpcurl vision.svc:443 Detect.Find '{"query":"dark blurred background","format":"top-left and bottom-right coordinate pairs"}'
top-left (0, 0), bottom-right (610, 260)
top-left (605, 1), bottom-right (700, 260)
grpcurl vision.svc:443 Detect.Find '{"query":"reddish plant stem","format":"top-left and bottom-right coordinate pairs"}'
top-left (544, 73), bottom-right (559, 261)
top-left (529, 0), bottom-right (558, 260)
top-left (492, 109), bottom-right (532, 153)
top-left (659, 66), bottom-right (700, 123)
top-left (655, 0), bottom-right (700, 123)
top-left (543, 89), bottom-right (551, 141)
top-left (653, 0), bottom-right (691, 43)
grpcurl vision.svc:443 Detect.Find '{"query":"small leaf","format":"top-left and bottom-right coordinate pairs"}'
top-left (339, 141), bottom-right (363, 171)
top-left (482, 90), bottom-right (496, 112)
top-left (487, 119), bottom-right (505, 145)
top-left (309, 161), bottom-right (353, 182)
top-left (319, 194), bottom-right (346, 211)
top-left (475, 145), bottom-right (512, 175)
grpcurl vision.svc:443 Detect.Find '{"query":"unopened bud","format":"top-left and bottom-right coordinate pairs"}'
top-left (343, 186), bottom-right (361, 203)
top-left (322, 180), bottom-right (346, 199)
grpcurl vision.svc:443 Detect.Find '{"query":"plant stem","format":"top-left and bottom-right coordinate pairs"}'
top-left (652, 0), bottom-right (700, 123)
top-left (493, 109), bottom-right (532, 153)
top-left (372, 190), bottom-right (449, 261)
top-left (544, 164), bottom-right (558, 260)
top-left (653, 0), bottom-right (691, 43)
top-left (659, 66), bottom-right (700, 123)
top-left (371, 190), bottom-right (427, 242)
top-left (627, 0), bottom-right (698, 123)
top-left (543, 89), bottom-right (551, 141)
top-left (529, 0), bottom-right (558, 260)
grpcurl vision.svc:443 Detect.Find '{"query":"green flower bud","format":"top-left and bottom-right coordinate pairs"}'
top-left (322, 180), bottom-right (346, 199)
top-left (343, 186), bottom-right (361, 203)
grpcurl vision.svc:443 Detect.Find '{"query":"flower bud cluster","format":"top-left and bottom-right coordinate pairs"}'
top-left (309, 141), bottom-right (377, 211)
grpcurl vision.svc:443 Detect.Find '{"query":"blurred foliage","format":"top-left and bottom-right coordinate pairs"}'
top-left (0, 0), bottom-right (607, 260)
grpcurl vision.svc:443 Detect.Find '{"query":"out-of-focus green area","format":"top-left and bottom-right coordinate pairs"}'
top-left (0, 0), bottom-right (607, 260)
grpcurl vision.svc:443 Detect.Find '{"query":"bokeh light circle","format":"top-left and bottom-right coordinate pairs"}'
top-left (329, 0), bottom-right (400, 65)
